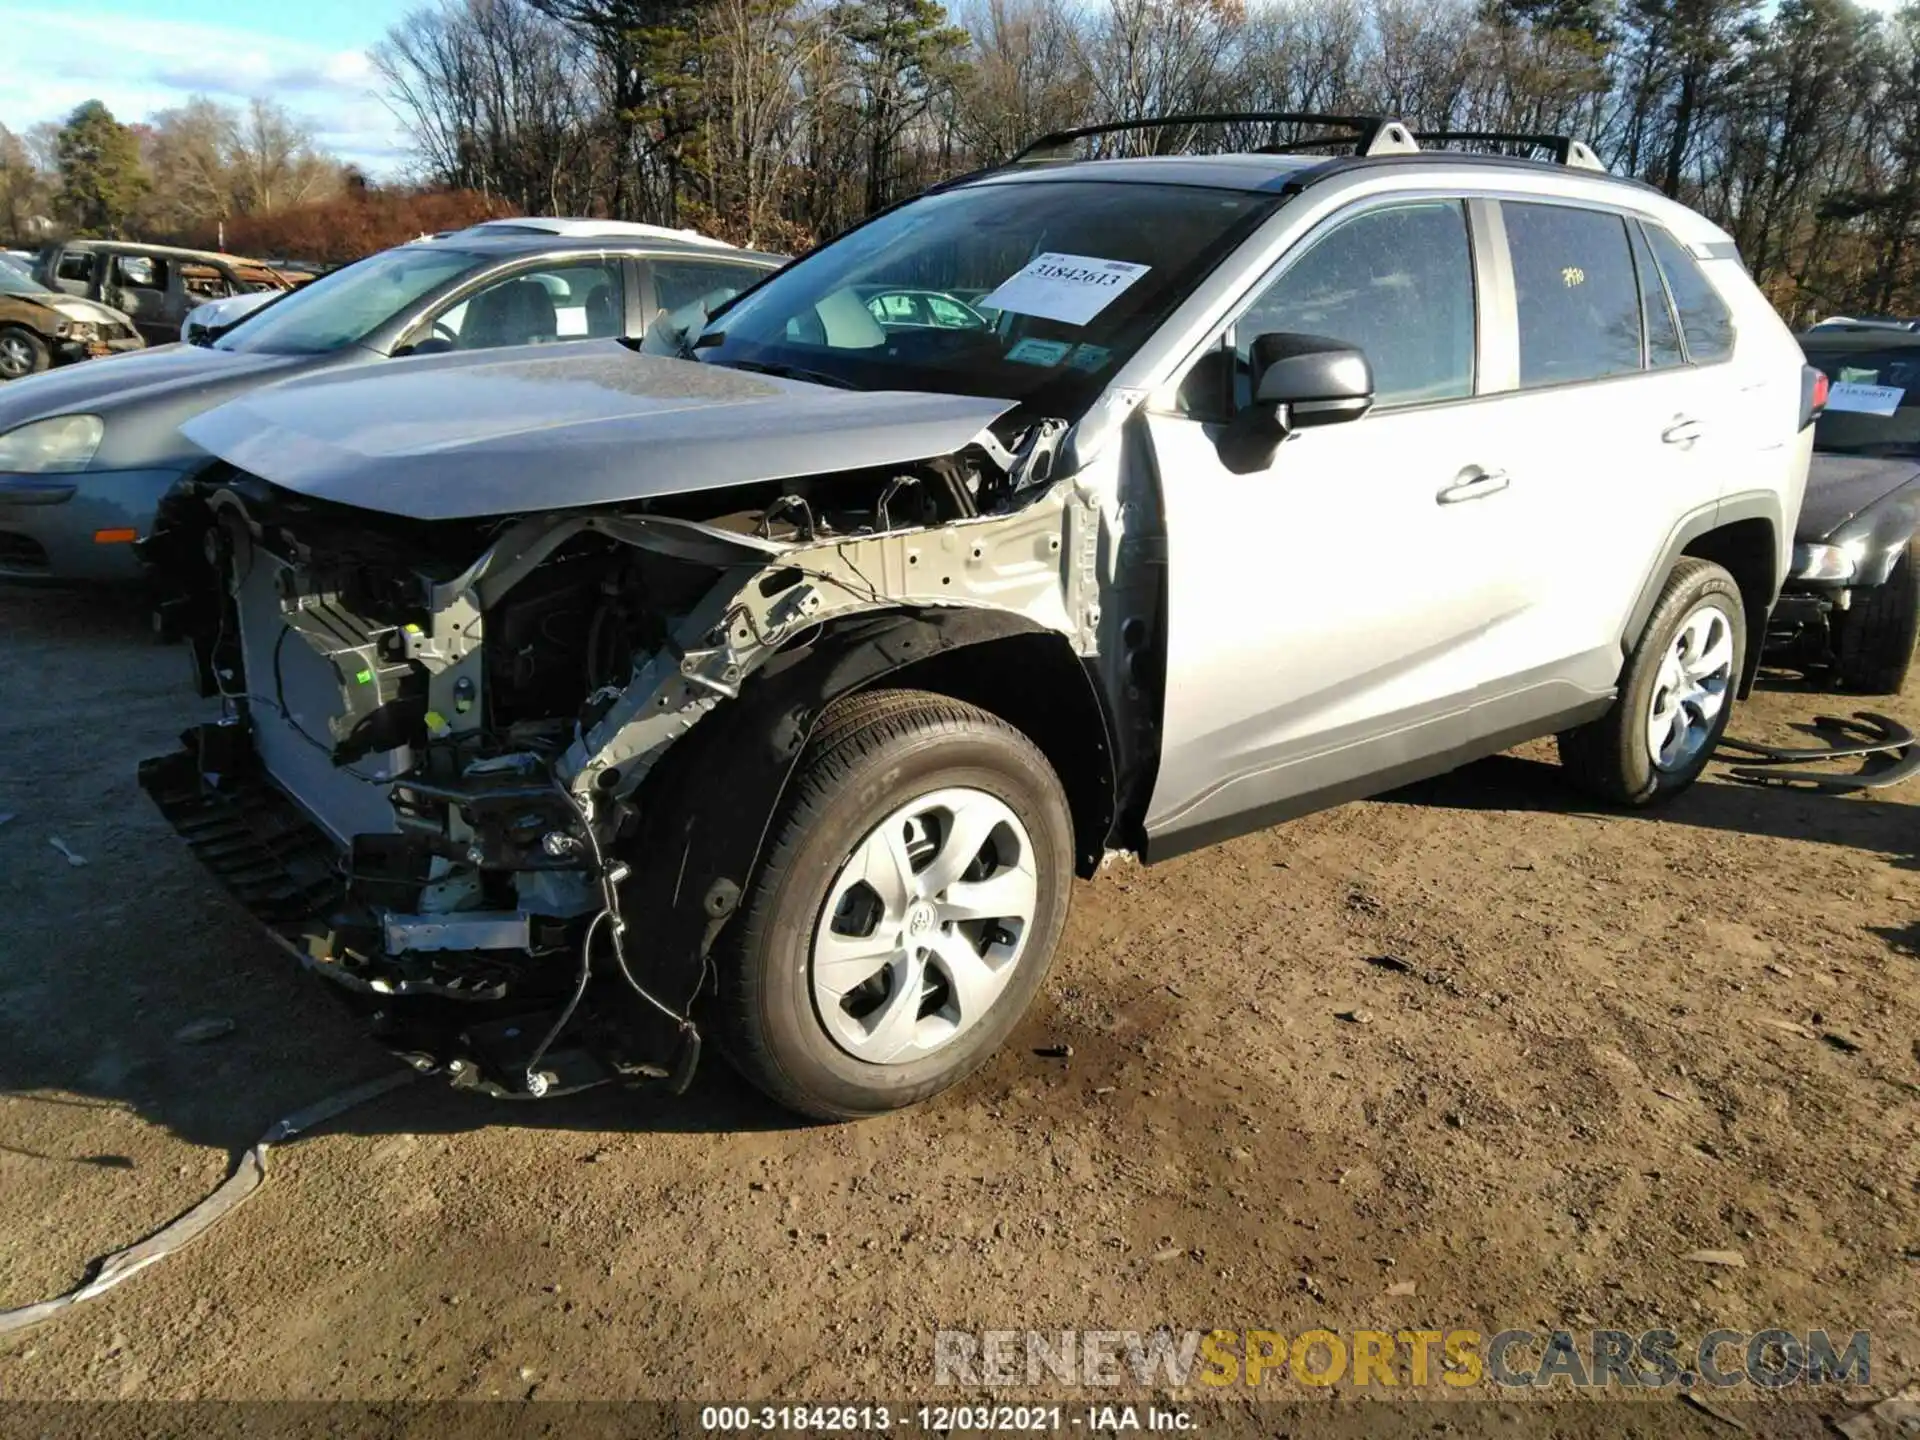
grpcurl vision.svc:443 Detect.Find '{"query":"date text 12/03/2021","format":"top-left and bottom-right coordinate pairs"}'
top-left (699, 1405), bottom-right (1195, 1431)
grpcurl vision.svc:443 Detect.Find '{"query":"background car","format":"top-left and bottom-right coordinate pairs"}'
top-left (0, 263), bottom-right (143, 380)
top-left (0, 229), bottom-right (783, 582)
top-left (452, 216), bottom-right (739, 248)
top-left (181, 289), bottom-right (282, 345)
top-left (1768, 328), bottom-right (1920, 693)
top-left (857, 287), bottom-right (992, 331)
top-left (33, 240), bottom-right (294, 346)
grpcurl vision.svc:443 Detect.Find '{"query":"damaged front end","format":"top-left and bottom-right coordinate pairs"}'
top-left (138, 414), bottom-right (1108, 1099)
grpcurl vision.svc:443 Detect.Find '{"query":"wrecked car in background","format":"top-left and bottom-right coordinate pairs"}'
top-left (138, 115), bottom-right (1813, 1120)
top-left (35, 240), bottom-right (295, 347)
top-left (0, 264), bottom-right (143, 380)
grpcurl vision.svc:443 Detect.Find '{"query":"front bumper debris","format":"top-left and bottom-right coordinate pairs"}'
top-left (1718, 710), bottom-right (1919, 791)
top-left (138, 719), bottom-right (697, 1098)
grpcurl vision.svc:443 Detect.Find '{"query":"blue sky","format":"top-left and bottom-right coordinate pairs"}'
top-left (0, 0), bottom-right (421, 174)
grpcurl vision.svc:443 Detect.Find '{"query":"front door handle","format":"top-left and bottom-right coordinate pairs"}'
top-left (1663, 416), bottom-right (1704, 446)
top-left (1437, 467), bottom-right (1510, 505)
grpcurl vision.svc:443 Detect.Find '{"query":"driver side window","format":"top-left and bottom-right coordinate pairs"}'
top-left (1187, 201), bottom-right (1476, 419)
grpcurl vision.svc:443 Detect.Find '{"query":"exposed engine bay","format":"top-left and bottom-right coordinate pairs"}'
top-left (138, 415), bottom-right (1141, 1098)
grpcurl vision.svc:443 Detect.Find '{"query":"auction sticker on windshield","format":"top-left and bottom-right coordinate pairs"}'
top-left (981, 253), bottom-right (1151, 327)
top-left (1826, 381), bottom-right (1906, 416)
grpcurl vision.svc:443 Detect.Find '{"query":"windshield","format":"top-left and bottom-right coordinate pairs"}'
top-left (217, 246), bottom-right (478, 356)
top-left (1808, 347), bottom-right (1920, 456)
top-left (0, 266), bottom-right (49, 297)
top-left (696, 180), bottom-right (1275, 412)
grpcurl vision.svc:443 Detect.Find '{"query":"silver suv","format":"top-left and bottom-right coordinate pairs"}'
top-left (139, 115), bottom-right (1816, 1119)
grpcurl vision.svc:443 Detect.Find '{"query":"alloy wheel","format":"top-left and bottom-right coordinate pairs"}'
top-left (1645, 601), bottom-right (1736, 772)
top-left (0, 335), bottom-right (33, 379)
top-left (811, 786), bottom-right (1038, 1065)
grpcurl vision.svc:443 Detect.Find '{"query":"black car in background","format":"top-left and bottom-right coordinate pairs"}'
top-left (1771, 329), bottom-right (1920, 693)
top-left (0, 231), bottom-right (782, 583)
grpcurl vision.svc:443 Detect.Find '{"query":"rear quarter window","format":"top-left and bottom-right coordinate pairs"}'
top-left (1645, 225), bottom-right (1736, 364)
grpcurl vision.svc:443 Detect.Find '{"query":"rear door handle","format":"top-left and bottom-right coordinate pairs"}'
top-left (1663, 416), bottom-right (1704, 446)
top-left (1437, 467), bottom-right (1510, 505)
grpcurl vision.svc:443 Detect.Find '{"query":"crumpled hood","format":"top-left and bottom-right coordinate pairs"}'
top-left (1799, 452), bottom-right (1920, 539)
top-left (180, 343), bottom-right (1018, 522)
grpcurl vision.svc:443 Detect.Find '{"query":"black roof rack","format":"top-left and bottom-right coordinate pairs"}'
top-left (1009, 113), bottom-right (1421, 165)
top-left (1411, 131), bottom-right (1606, 171)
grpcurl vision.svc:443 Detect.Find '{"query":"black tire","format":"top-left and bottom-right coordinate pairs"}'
top-left (1834, 536), bottom-right (1920, 696)
top-left (715, 688), bottom-right (1075, 1120)
top-left (1559, 557), bottom-right (1746, 806)
top-left (0, 325), bottom-right (50, 381)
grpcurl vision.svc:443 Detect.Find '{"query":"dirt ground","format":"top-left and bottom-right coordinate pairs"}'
top-left (0, 584), bottom-right (1914, 1434)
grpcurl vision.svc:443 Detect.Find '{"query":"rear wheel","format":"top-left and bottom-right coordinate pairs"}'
top-left (1559, 558), bottom-right (1745, 805)
top-left (0, 326), bottom-right (49, 381)
top-left (715, 689), bottom-right (1075, 1120)
top-left (1834, 536), bottom-right (1920, 696)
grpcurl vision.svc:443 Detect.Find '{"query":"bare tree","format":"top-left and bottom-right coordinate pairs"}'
top-left (227, 98), bottom-right (340, 215)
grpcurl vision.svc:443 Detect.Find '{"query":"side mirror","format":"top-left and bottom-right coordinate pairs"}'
top-left (398, 336), bottom-right (455, 358)
top-left (1251, 332), bottom-right (1374, 423)
top-left (1218, 332), bottom-right (1375, 474)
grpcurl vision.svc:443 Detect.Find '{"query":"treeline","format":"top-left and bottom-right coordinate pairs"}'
top-left (0, 96), bottom-right (512, 265)
top-left (378, 0), bottom-right (1920, 322)
top-left (0, 96), bottom-right (347, 245)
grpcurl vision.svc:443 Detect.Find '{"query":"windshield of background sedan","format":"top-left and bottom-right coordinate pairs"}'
top-left (1809, 347), bottom-right (1920, 455)
top-left (216, 246), bottom-right (478, 356)
top-left (696, 181), bottom-right (1276, 411)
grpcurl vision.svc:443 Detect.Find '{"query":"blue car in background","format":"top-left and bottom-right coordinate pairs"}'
top-left (0, 229), bottom-right (781, 582)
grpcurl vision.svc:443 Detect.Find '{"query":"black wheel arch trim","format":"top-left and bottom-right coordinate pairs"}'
top-left (612, 607), bottom-right (1115, 1064)
top-left (1623, 491), bottom-right (1782, 698)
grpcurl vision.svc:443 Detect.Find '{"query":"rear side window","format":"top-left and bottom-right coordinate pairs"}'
top-left (1645, 225), bottom-right (1736, 363)
top-left (1630, 223), bottom-right (1684, 369)
top-left (654, 259), bottom-right (760, 315)
top-left (1504, 202), bottom-right (1641, 389)
top-left (1234, 200), bottom-right (1476, 409)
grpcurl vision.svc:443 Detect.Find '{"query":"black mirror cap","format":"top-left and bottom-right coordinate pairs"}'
top-left (1250, 331), bottom-right (1375, 426)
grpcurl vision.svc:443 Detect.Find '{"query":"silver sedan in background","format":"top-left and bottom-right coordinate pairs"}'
top-left (0, 229), bottom-right (781, 582)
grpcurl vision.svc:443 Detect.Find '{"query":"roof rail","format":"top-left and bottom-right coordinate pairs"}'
top-left (1411, 131), bottom-right (1607, 172)
top-left (1010, 113), bottom-right (1420, 165)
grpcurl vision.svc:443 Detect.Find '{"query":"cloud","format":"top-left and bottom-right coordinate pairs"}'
top-left (0, 6), bottom-right (410, 175)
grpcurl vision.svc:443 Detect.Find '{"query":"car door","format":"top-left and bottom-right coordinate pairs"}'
top-left (1639, 220), bottom-right (1752, 506)
top-left (107, 254), bottom-right (176, 344)
top-left (1143, 196), bottom-right (1548, 848)
top-left (48, 249), bottom-right (94, 299)
top-left (1468, 201), bottom-right (1713, 691)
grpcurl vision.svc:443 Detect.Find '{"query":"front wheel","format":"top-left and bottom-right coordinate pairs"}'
top-left (1834, 536), bottom-right (1920, 696)
top-left (0, 326), bottom-right (49, 381)
top-left (715, 689), bottom-right (1075, 1120)
top-left (1559, 558), bottom-right (1746, 806)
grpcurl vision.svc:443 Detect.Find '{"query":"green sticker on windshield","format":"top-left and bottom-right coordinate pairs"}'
top-left (1006, 338), bottom-right (1072, 367)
